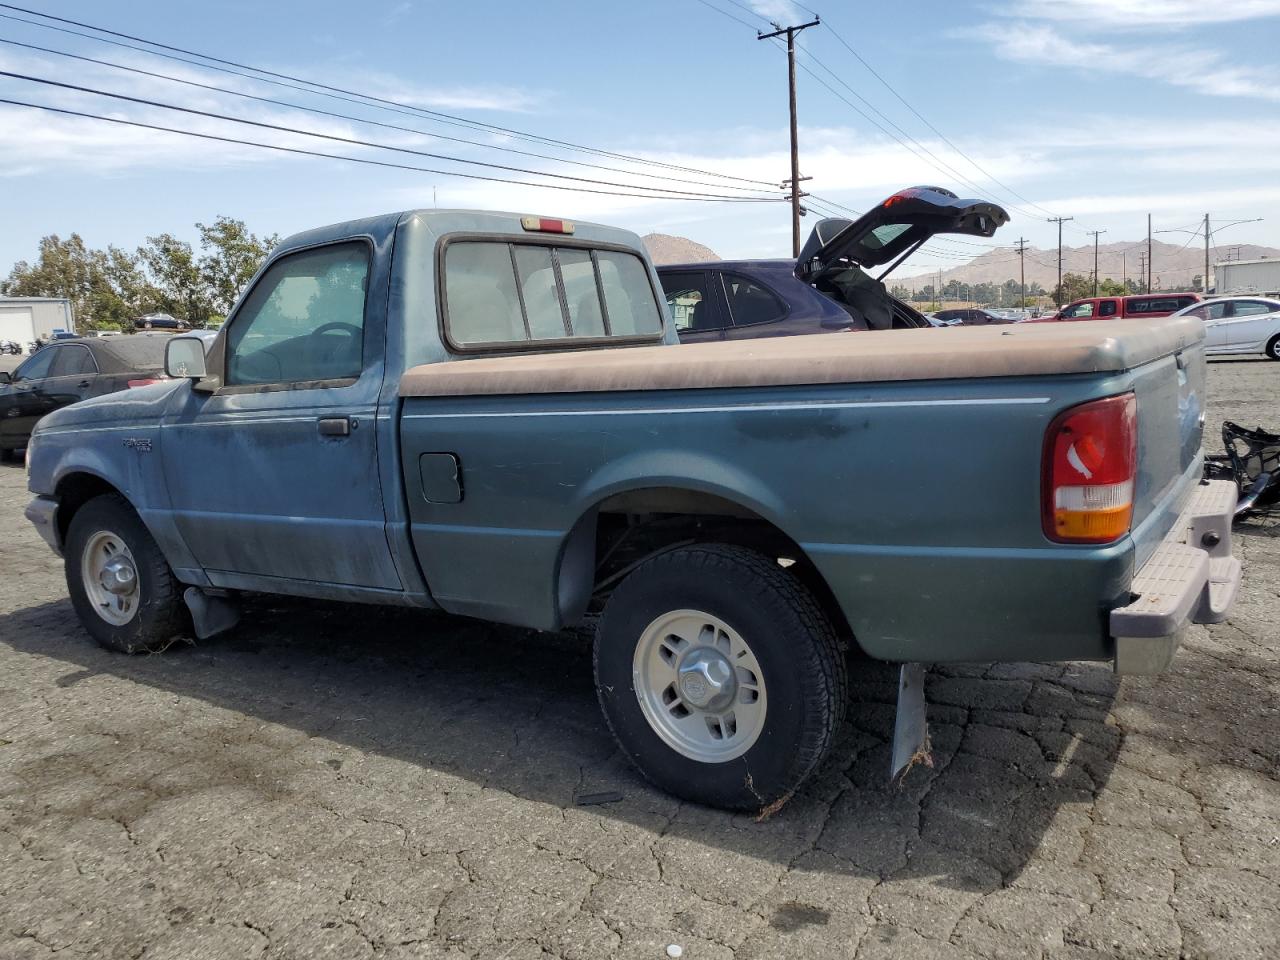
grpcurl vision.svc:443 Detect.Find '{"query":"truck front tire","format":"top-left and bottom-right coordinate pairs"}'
top-left (65, 494), bottom-right (189, 654)
top-left (594, 543), bottom-right (847, 811)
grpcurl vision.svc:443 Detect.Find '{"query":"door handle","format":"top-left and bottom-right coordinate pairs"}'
top-left (77, 380), bottom-right (91, 388)
top-left (317, 416), bottom-right (352, 437)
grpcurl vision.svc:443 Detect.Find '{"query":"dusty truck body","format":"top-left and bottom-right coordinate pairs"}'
top-left (24, 208), bottom-right (1240, 810)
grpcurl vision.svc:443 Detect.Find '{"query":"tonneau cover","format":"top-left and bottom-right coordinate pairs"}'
top-left (400, 316), bottom-right (1203, 397)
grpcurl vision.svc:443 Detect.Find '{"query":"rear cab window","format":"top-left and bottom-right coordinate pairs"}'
top-left (443, 239), bottom-right (664, 349)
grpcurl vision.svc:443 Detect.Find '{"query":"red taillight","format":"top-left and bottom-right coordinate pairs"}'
top-left (1042, 393), bottom-right (1137, 544)
top-left (520, 216), bottom-right (574, 234)
top-left (127, 378), bottom-right (162, 388)
top-left (882, 187), bottom-right (923, 208)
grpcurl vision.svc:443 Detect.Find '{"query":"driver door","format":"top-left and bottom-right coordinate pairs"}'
top-left (161, 240), bottom-right (401, 591)
top-left (0, 346), bottom-right (57, 449)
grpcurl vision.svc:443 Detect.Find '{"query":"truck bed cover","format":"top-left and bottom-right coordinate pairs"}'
top-left (400, 316), bottom-right (1203, 397)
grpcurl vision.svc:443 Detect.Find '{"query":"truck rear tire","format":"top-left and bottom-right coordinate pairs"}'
top-left (65, 494), bottom-right (189, 654)
top-left (594, 543), bottom-right (846, 811)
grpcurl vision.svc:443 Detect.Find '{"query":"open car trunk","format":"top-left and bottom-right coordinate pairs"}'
top-left (797, 186), bottom-right (1009, 331)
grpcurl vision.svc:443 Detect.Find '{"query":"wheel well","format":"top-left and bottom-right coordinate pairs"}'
top-left (581, 486), bottom-right (856, 647)
top-left (54, 473), bottom-right (122, 546)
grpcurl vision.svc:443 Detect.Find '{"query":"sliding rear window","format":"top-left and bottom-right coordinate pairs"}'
top-left (442, 239), bottom-right (664, 349)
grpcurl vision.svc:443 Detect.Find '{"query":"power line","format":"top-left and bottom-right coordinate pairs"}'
top-left (0, 4), bottom-right (777, 187)
top-left (816, 18), bottom-right (1062, 221)
top-left (794, 48), bottom-right (1050, 222)
top-left (698, 4), bottom-right (1055, 224)
top-left (0, 70), bottom-right (781, 201)
top-left (689, 0), bottom-right (762, 31)
top-left (0, 35), bottom-right (773, 194)
top-left (0, 96), bottom-right (784, 203)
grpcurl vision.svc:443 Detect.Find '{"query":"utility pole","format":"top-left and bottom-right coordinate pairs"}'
top-left (1047, 216), bottom-right (1073, 305)
top-left (1014, 238), bottom-right (1029, 307)
top-left (759, 16), bottom-right (820, 257)
top-left (1122, 252), bottom-right (1127, 291)
top-left (1204, 213), bottom-right (1211, 295)
top-left (1154, 215), bottom-right (1261, 294)
top-left (1086, 229), bottom-right (1106, 295)
top-left (1152, 213), bottom-right (1162, 293)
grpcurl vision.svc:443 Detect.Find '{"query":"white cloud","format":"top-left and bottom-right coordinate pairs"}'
top-left (381, 125), bottom-right (1055, 240)
top-left (1036, 184), bottom-right (1280, 222)
top-left (747, 1), bottom-right (807, 26)
top-left (1011, 0), bottom-right (1280, 28)
top-left (966, 22), bottom-right (1280, 103)
top-left (354, 70), bottom-right (542, 113)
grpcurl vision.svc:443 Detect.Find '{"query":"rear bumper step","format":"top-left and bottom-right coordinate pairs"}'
top-left (1110, 479), bottom-right (1241, 675)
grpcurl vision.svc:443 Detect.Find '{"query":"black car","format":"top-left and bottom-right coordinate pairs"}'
top-left (659, 186), bottom-right (1009, 343)
top-left (932, 307), bottom-right (1010, 326)
top-left (133, 312), bottom-right (191, 331)
top-left (0, 335), bottom-right (170, 460)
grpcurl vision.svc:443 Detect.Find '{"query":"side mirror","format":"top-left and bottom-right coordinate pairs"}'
top-left (165, 335), bottom-right (208, 380)
top-left (0, 371), bottom-right (10, 385)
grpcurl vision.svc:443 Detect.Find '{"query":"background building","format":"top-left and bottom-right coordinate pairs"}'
top-left (0, 296), bottom-right (75, 348)
top-left (1214, 258), bottom-right (1280, 296)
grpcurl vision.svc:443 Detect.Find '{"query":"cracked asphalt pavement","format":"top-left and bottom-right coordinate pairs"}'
top-left (2, 359), bottom-right (1278, 959)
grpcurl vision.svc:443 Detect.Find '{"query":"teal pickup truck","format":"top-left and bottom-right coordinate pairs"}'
top-left (23, 207), bottom-right (1240, 810)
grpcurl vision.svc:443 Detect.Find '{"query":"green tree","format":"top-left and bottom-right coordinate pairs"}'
top-left (1053, 272), bottom-right (1092, 305)
top-left (137, 233), bottom-right (210, 327)
top-left (1, 234), bottom-right (99, 321)
top-left (196, 216), bottom-right (278, 316)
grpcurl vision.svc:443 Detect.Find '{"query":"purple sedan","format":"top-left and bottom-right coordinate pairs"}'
top-left (659, 186), bottom-right (1009, 343)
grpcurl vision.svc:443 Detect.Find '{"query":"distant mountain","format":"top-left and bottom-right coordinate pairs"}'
top-left (906, 240), bottom-right (1280, 291)
top-left (642, 233), bottom-right (720, 265)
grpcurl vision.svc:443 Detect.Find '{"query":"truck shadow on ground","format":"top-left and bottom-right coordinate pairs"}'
top-left (0, 593), bottom-right (1145, 896)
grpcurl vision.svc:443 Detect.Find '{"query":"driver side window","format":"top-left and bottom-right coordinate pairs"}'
top-left (226, 242), bottom-right (369, 386)
top-left (14, 347), bottom-right (56, 382)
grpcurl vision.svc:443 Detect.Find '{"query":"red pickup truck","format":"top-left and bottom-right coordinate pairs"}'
top-left (1035, 293), bottom-right (1201, 322)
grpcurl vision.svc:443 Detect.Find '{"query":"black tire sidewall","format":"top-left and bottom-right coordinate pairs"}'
top-left (65, 496), bottom-right (184, 653)
top-left (1267, 336), bottom-right (1280, 360)
top-left (595, 547), bottom-right (834, 809)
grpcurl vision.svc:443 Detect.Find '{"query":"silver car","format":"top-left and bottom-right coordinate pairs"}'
top-left (1172, 296), bottom-right (1280, 359)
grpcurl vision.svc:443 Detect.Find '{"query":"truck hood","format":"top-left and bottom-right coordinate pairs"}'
top-left (34, 379), bottom-right (184, 433)
top-left (796, 186), bottom-right (1009, 280)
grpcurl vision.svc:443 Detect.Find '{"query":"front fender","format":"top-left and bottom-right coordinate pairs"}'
top-left (30, 419), bottom-right (208, 586)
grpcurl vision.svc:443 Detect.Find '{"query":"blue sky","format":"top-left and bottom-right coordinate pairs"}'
top-left (2, 0), bottom-right (1279, 281)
